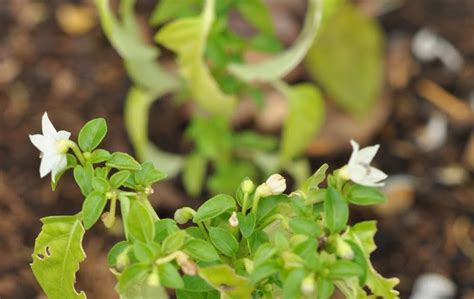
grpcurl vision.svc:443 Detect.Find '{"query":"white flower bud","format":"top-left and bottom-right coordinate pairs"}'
top-left (228, 212), bottom-right (239, 227)
top-left (265, 174), bottom-right (286, 195)
top-left (301, 275), bottom-right (315, 295)
top-left (176, 252), bottom-right (198, 276)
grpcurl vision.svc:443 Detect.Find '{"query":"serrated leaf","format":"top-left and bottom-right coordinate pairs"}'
top-left (199, 264), bottom-right (254, 299)
top-left (193, 194), bottom-right (236, 223)
top-left (209, 227), bottom-right (239, 257)
top-left (127, 200), bottom-right (155, 242)
top-left (228, 0), bottom-right (322, 83)
top-left (82, 191), bottom-right (107, 229)
top-left (184, 239), bottom-right (219, 262)
top-left (106, 152), bottom-right (142, 171)
top-left (155, 0), bottom-right (236, 117)
top-left (324, 186), bottom-right (349, 233)
top-left (280, 83), bottom-right (325, 162)
top-left (31, 215), bottom-right (86, 299)
top-left (78, 118), bottom-right (107, 152)
top-left (305, 4), bottom-right (383, 115)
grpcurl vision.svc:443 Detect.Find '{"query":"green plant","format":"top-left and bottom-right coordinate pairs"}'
top-left (95, 0), bottom-right (383, 196)
top-left (30, 114), bottom-right (399, 298)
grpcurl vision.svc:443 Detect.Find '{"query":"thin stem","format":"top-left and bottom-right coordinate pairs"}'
top-left (251, 193), bottom-right (262, 214)
top-left (67, 141), bottom-right (86, 165)
top-left (241, 193), bottom-right (249, 215)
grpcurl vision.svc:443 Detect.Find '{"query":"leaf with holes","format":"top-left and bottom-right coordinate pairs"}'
top-left (31, 215), bottom-right (86, 299)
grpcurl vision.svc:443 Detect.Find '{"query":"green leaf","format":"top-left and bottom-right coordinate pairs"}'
top-left (82, 191), bottom-right (107, 230)
top-left (159, 263), bottom-right (184, 289)
top-left (110, 170), bottom-right (131, 189)
top-left (73, 163), bottom-right (94, 196)
top-left (283, 269), bottom-right (305, 299)
top-left (301, 163), bottom-right (328, 194)
top-left (124, 87), bottom-right (184, 178)
top-left (328, 260), bottom-right (363, 279)
top-left (324, 186), bottom-right (349, 233)
top-left (78, 118), bottom-right (107, 152)
top-left (317, 277), bottom-right (334, 299)
top-left (118, 264), bottom-right (150, 294)
top-left (92, 177), bottom-right (109, 193)
top-left (31, 215), bottom-right (86, 299)
top-left (108, 241), bottom-right (130, 267)
top-left (183, 152), bottom-right (207, 197)
top-left (127, 200), bottom-right (155, 242)
top-left (366, 268), bottom-right (400, 299)
top-left (155, 0), bottom-right (237, 117)
top-left (289, 217), bottom-right (321, 237)
top-left (154, 219), bottom-right (180, 242)
top-left (133, 241), bottom-right (155, 263)
top-left (134, 161), bottom-right (167, 186)
top-left (351, 221), bottom-right (377, 254)
top-left (280, 83), bottom-right (325, 162)
top-left (237, 212), bottom-right (256, 238)
top-left (106, 152), bottom-right (142, 171)
top-left (305, 4), bottom-right (383, 115)
top-left (150, 0), bottom-right (200, 25)
top-left (193, 194), bottom-right (236, 223)
top-left (184, 239), bottom-right (220, 262)
top-left (209, 227), bottom-right (239, 257)
top-left (236, 0), bottom-right (274, 35)
top-left (90, 149), bottom-right (111, 163)
top-left (347, 184), bottom-right (386, 206)
top-left (162, 230), bottom-right (186, 254)
top-left (199, 265), bottom-right (254, 299)
top-left (228, 0), bottom-right (322, 83)
top-left (250, 261), bottom-right (279, 284)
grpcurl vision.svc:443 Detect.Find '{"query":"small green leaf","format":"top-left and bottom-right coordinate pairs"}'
top-left (31, 215), bottom-right (86, 299)
top-left (73, 163), bottom-right (94, 196)
top-left (324, 186), bottom-right (349, 233)
top-left (154, 219), bottom-right (180, 242)
top-left (301, 163), bottom-right (328, 194)
top-left (328, 260), bottom-right (364, 279)
top-left (133, 241), bottom-right (155, 263)
top-left (127, 200), bottom-right (155, 242)
top-left (107, 241), bottom-right (129, 267)
top-left (250, 261), bottom-right (279, 284)
top-left (78, 118), bottom-right (107, 152)
top-left (90, 149), bottom-right (111, 163)
top-left (150, 0), bottom-right (200, 26)
top-left (162, 230), bottom-right (186, 254)
top-left (193, 194), bottom-right (236, 223)
top-left (110, 170), bottom-right (131, 189)
top-left (348, 184), bottom-right (386, 206)
top-left (82, 191), bottom-right (107, 230)
top-left (237, 212), bottom-right (256, 238)
top-left (317, 277), bottom-right (334, 299)
top-left (184, 239), bottom-right (219, 262)
top-left (159, 263), bottom-right (184, 289)
top-left (118, 264), bottom-right (150, 294)
top-left (92, 177), bottom-right (109, 193)
top-left (209, 227), bottom-right (238, 257)
top-left (280, 83), bottom-right (325, 162)
top-left (134, 161), bottom-right (167, 186)
top-left (106, 152), bottom-right (142, 171)
top-left (199, 265), bottom-right (254, 299)
top-left (289, 217), bottom-right (321, 237)
top-left (182, 152), bottom-right (207, 197)
top-left (236, 0), bottom-right (274, 35)
top-left (283, 269), bottom-right (305, 299)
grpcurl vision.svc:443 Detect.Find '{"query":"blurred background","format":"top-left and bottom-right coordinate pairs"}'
top-left (0, 0), bottom-right (473, 298)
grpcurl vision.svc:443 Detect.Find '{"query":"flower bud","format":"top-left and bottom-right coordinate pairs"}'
top-left (265, 174), bottom-right (286, 195)
top-left (228, 212), bottom-right (239, 227)
top-left (147, 269), bottom-right (160, 287)
top-left (241, 178), bottom-right (255, 194)
top-left (116, 251), bottom-right (130, 271)
top-left (176, 253), bottom-right (198, 275)
top-left (174, 207), bottom-right (195, 224)
top-left (336, 237), bottom-right (354, 260)
top-left (301, 275), bottom-right (315, 295)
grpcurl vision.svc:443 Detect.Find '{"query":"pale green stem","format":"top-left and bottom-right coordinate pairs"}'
top-left (241, 193), bottom-right (250, 215)
top-left (251, 193), bottom-right (262, 214)
top-left (66, 141), bottom-right (86, 165)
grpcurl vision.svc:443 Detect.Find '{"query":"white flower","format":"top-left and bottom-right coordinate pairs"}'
top-left (228, 212), bottom-right (239, 227)
top-left (29, 112), bottom-right (71, 181)
top-left (342, 140), bottom-right (388, 187)
top-left (265, 174), bottom-right (286, 195)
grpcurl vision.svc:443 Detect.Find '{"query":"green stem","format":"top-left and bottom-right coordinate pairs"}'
top-left (241, 193), bottom-right (249, 215)
top-left (67, 141), bottom-right (86, 165)
top-left (251, 193), bottom-right (262, 214)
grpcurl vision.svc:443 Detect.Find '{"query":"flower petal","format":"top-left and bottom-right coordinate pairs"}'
top-left (57, 130), bottom-right (71, 140)
top-left (29, 134), bottom-right (55, 153)
top-left (366, 167), bottom-right (388, 184)
top-left (39, 153), bottom-right (61, 178)
top-left (348, 140), bottom-right (360, 165)
top-left (354, 144), bottom-right (380, 165)
top-left (51, 154), bottom-right (68, 182)
top-left (42, 112), bottom-right (58, 139)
